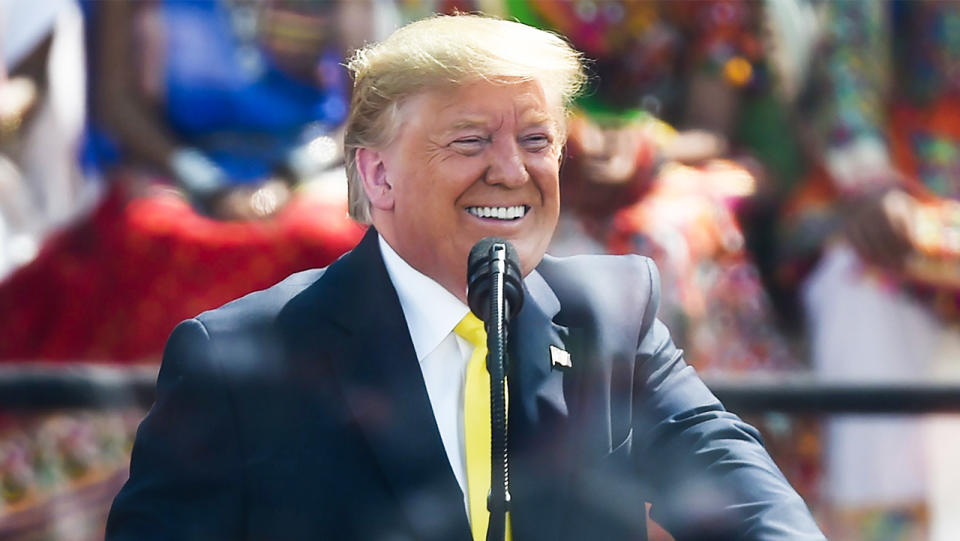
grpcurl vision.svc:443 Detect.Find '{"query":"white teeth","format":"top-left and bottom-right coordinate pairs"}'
top-left (467, 205), bottom-right (527, 220)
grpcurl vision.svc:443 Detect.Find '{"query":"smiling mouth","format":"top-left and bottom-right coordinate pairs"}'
top-left (465, 205), bottom-right (529, 220)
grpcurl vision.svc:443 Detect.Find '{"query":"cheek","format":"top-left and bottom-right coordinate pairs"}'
top-left (531, 160), bottom-right (561, 203)
top-left (398, 187), bottom-right (460, 237)
top-left (444, 157), bottom-right (489, 186)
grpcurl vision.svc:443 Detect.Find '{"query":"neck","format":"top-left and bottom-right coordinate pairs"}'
top-left (376, 230), bottom-right (469, 305)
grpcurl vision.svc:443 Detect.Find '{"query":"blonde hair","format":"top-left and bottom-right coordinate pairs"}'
top-left (343, 14), bottom-right (586, 223)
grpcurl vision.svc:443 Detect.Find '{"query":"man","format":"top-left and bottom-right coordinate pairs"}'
top-left (106, 15), bottom-right (824, 541)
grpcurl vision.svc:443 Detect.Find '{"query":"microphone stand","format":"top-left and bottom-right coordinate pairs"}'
top-left (486, 244), bottom-right (510, 541)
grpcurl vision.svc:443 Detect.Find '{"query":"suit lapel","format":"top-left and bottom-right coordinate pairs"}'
top-left (510, 270), bottom-right (570, 424)
top-left (282, 229), bottom-right (470, 541)
top-left (509, 270), bottom-right (576, 541)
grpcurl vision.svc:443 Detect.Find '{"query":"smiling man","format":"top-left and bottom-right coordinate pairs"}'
top-left (356, 79), bottom-right (561, 300)
top-left (106, 15), bottom-right (825, 541)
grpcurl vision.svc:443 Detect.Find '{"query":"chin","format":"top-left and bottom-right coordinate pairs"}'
top-left (513, 237), bottom-right (550, 276)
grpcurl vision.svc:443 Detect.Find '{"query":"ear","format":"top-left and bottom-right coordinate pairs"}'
top-left (356, 147), bottom-right (394, 211)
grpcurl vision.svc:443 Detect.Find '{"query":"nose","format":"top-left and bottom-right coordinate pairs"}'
top-left (484, 138), bottom-right (530, 188)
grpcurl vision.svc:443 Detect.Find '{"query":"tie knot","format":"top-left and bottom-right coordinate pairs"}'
top-left (455, 312), bottom-right (486, 347)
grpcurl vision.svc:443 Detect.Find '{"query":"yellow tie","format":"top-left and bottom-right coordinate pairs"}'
top-left (455, 313), bottom-right (511, 541)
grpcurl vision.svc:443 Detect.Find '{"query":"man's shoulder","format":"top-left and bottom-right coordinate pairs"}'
top-left (538, 252), bottom-right (658, 302)
top-left (539, 252), bottom-right (655, 279)
top-left (534, 252), bottom-right (659, 325)
top-left (193, 268), bottom-right (328, 334)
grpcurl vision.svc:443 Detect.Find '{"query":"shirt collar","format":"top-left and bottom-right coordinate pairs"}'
top-left (379, 234), bottom-right (470, 362)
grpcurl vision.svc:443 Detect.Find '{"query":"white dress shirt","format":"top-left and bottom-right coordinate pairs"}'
top-left (378, 235), bottom-right (474, 517)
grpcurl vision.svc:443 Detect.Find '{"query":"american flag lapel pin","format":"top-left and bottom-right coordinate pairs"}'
top-left (549, 345), bottom-right (572, 370)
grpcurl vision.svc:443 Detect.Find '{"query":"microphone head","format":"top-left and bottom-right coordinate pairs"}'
top-left (467, 237), bottom-right (520, 275)
top-left (467, 237), bottom-right (524, 322)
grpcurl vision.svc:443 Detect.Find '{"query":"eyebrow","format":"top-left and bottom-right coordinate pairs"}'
top-left (444, 118), bottom-right (492, 134)
top-left (442, 112), bottom-right (557, 137)
top-left (521, 110), bottom-right (554, 126)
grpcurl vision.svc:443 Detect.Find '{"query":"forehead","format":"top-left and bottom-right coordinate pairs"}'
top-left (399, 79), bottom-right (561, 132)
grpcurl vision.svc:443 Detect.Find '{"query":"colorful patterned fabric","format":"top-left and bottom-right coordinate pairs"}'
top-left (784, 0), bottom-right (960, 319)
top-left (509, 0), bottom-right (762, 117)
top-left (806, 0), bottom-right (960, 196)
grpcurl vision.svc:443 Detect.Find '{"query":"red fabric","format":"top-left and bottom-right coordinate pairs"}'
top-left (0, 184), bottom-right (365, 363)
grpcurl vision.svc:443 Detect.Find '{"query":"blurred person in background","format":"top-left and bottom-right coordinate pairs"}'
top-left (0, 0), bottom-right (372, 363)
top-left (0, 0), bottom-right (90, 279)
top-left (0, 3), bottom-right (383, 539)
top-left (1, 3), bottom-right (144, 540)
top-left (777, 1), bottom-right (960, 539)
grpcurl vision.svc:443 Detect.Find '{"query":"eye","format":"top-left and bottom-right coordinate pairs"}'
top-left (521, 133), bottom-right (552, 152)
top-left (450, 136), bottom-right (489, 155)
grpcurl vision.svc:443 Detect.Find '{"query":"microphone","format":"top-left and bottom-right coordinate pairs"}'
top-left (465, 237), bottom-right (523, 541)
top-left (467, 237), bottom-right (524, 322)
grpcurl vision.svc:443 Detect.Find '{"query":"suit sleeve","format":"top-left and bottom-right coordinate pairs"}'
top-left (631, 259), bottom-right (825, 540)
top-left (106, 318), bottom-right (244, 540)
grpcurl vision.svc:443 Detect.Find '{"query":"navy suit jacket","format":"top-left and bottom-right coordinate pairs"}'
top-left (106, 229), bottom-right (824, 540)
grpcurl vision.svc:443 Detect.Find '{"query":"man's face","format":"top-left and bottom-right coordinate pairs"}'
top-left (369, 79), bottom-right (563, 300)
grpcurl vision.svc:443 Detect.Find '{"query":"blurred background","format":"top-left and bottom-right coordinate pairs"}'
top-left (1, 0), bottom-right (959, 539)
